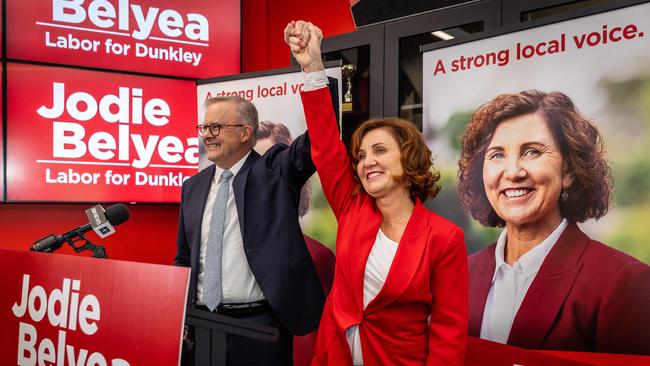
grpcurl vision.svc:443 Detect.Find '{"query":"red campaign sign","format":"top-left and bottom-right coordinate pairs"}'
top-left (467, 337), bottom-right (650, 365)
top-left (466, 337), bottom-right (590, 365)
top-left (6, 0), bottom-right (240, 78)
top-left (0, 248), bottom-right (190, 365)
top-left (6, 63), bottom-right (199, 203)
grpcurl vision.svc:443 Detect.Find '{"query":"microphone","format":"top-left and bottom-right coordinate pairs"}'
top-left (30, 204), bottom-right (130, 253)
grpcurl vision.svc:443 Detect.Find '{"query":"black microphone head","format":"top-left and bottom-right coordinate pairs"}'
top-left (104, 204), bottom-right (130, 226)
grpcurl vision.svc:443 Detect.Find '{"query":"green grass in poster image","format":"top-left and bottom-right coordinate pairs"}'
top-left (606, 205), bottom-right (650, 264)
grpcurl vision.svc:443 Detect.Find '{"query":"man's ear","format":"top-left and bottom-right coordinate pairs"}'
top-left (239, 125), bottom-right (253, 143)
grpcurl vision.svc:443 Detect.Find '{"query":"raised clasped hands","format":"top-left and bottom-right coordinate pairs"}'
top-left (284, 20), bottom-right (324, 72)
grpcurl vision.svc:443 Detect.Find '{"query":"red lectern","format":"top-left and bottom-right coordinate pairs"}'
top-left (0, 248), bottom-right (190, 365)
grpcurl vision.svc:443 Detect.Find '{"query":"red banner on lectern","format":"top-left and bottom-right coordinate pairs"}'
top-left (0, 248), bottom-right (190, 365)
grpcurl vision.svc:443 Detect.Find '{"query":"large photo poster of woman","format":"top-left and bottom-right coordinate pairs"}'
top-left (422, 1), bottom-right (650, 355)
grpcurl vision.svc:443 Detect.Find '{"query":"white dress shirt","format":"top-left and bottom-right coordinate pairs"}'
top-left (196, 152), bottom-right (265, 305)
top-left (346, 229), bottom-right (399, 365)
top-left (480, 218), bottom-right (568, 343)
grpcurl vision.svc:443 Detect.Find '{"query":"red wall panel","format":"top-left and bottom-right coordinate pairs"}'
top-left (0, 203), bottom-right (178, 265)
top-left (242, 0), bottom-right (356, 72)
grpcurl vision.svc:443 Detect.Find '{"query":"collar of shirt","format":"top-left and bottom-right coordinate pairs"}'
top-left (491, 218), bottom-right (568, 284)
top-left (212, 151), bottom-right (251, 184)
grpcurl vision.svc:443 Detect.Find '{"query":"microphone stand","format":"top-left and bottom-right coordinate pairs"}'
top-left (63, 230), bottom-right (108, 258)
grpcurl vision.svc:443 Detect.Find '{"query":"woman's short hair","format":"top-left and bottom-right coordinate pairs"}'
top-left (257, 121), bottom-right (312, 217)
top-left (350, 118), bottom-right (441, 202)
top-left (458, 89), bottom-right (613, 227)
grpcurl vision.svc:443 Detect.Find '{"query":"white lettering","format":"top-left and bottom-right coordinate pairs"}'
top-left (131, 134), bottom-right (159, 169)
top-left (12, 274), bottom-right (30, 318)
top-left (119, 124), bottom-right (130, 160)
top-left (38, 337), bottom-right (57, 364)
top-left (51, 0), bottom-right (210, 42)
top-left (78, 295), bottom-right (100, 335)
top-left (53, 122), bottom-right (87, 158)
top-left (67, 91), bottom-right (98, 121)
top-left (28, 285), bottom-right (48, 322)
top-left (17, 322), bottom-right (37, 365)
top-left (135, 171), bottom-right (190, 187)
top-left (87, 352), bottom-right (108, 366)
top-left (42, 83), bottom-right (196, 168)
top-left (88, 0), bottom-right (116, 28)
top-left (98, 87), bottom-right (130, 123)
top-left (37, 82), bottom-right (65, 119)
top-left (46, 168), bottom-right (101, 185)
top-left (88, 132), bottom-right (116, 160)
top-left (158, 9), bottom-right (183, 38)
top-left (12, 275), bottom-right (99, 332)
top-left (131, 5), bottom-right (158, 40)
top-left (53, 0), bottom-right (85, 24)
top-left (47, 278), bottom-right (71, 328)
top-left (40, 83), bottom-right (170, 125)
top-left (158, 136), bottom-right (184, 163)
top-left (66, 344), bottom-right (88, 366)
top-left (144, 98), bottom-right (170, 126)
top-left (186, 13), bottom-right (209, 41)
top-left (134, 43), bottom-right (203, 66)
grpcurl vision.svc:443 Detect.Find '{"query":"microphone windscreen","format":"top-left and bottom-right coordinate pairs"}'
top-left (104, 203), bottom-right (130, 226)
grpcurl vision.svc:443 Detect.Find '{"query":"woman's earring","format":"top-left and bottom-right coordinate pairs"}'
top-left (561, 190), bottom-right (569, 202)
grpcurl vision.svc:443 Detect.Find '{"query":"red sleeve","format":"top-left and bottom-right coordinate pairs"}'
top-left (427, 227), bottom-right (469, 365)
top-left (301, 87), bottom-right (356, 220)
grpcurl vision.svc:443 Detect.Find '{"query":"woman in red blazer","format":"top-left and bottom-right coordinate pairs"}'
top-left (285, 21), bottom-right (468, 365)
top-left (458, 90), bottom-right (650, 354)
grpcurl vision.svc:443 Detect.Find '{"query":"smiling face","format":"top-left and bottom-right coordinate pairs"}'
top-left (482, 113), bottom-right (574, 233)
top-left (202, 101), bottom-right (252, 168)
top-left (355, 127), bottom-right (406, 199)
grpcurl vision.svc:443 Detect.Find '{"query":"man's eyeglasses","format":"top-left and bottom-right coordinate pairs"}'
top-left (196, 123), bottom-right (245, 136)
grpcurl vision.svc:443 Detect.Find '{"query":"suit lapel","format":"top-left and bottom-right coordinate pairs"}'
top-left (190, 165), bottom-right (216, 271)
top-left (507, 223), bottom-right (588, 348)
top-left (364, 200), bottom-right (428, 313)
top-left (468, 246), bottom-right (496, 337)
top-left (232, 151), bottom-right (258, 236)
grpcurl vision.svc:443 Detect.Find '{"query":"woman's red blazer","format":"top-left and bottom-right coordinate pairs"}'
top-left (468, 222), bottom-right (650, 355)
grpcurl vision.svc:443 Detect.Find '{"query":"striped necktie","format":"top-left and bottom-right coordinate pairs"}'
top-left (203, 169), bottom-right (234, 311)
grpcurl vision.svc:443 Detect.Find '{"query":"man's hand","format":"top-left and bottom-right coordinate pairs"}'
top-left (284, 20), bottom-right (324, 72)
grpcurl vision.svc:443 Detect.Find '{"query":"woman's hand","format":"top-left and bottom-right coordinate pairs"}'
top-left (284, 20), bottom-right (325, 72)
